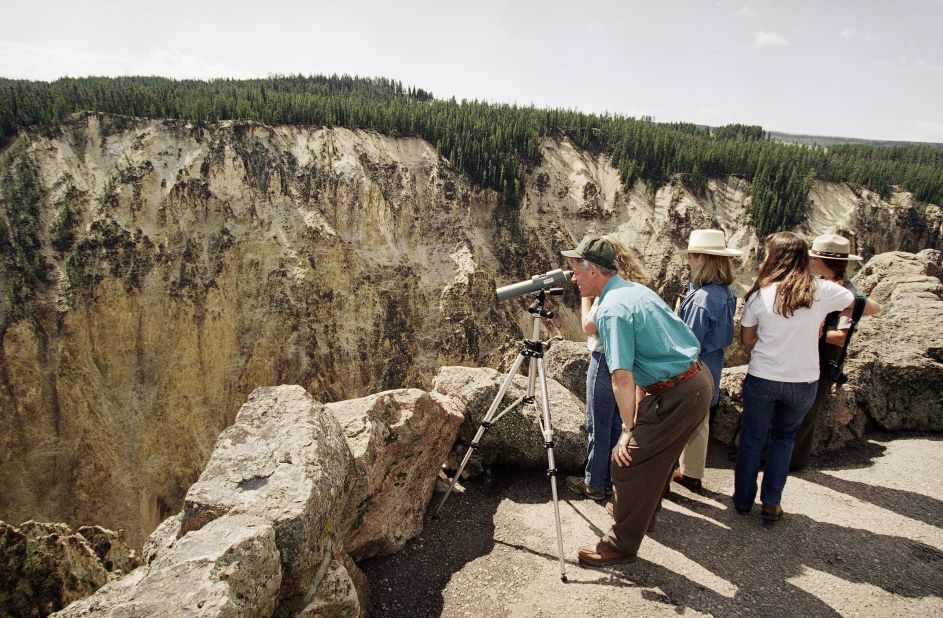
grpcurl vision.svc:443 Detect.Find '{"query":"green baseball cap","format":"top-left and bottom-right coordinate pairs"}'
top-left (561, 235), bottom-right (616, 270)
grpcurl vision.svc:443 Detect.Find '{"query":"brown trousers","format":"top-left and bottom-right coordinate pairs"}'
top-left (603, 365), bottom-right (712, 555)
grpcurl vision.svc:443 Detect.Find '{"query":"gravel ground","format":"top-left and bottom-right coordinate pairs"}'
top-left (360, 431), bottom-right (943, 617)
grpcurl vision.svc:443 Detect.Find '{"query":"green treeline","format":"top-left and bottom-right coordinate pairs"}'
top-left (1, 75), bottom-right (942, 234)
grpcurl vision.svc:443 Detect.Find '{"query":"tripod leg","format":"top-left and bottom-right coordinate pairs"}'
top-left (536, 357), bottom-right (568, 581)
top-left (434, 352), bottom-right (527, 519)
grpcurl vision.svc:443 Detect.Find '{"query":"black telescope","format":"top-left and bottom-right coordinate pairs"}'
top-left (496, 269), bottom-right (572, 301)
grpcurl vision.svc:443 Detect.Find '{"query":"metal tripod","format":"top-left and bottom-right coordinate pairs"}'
top-left (434, 289), bottom-right (568, 581)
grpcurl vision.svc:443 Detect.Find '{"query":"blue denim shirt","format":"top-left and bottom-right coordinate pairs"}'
top-left (678, 282), bottom-right (736, 406)
top-left (596, 275), bottom-right (700, 388)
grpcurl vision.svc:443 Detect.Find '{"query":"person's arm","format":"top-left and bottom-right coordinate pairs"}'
top-left (581, 296), bottom-right (597, 336)
top-left (681, 302), bottom-right (712, 349)
top-left (862, 297), bottom-right (881, 316)
top-left (825, 328), bottom-right (848, 346)
top-left (740, 324), bottom-right (758, 352)
top-left (610, 368), bottom-right (637, 467)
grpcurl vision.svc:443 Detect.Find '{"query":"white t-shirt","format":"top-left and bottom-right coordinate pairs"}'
top-left (586, 297), bottom-right (605, 354)
top-left (741, 278), bottom-right (854, 382)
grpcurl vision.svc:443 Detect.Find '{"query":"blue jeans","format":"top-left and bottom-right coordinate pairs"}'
top-left (585, 352), bottom-right (622, 491)
top-left (734, 374), bottom-right (818, 510)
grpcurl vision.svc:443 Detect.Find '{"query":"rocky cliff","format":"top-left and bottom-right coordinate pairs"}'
top-left (1, 112), bottom-right (940, 546)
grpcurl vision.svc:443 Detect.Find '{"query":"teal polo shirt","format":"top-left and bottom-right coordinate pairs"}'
top-left (595, 275), bottom-right (701, 388)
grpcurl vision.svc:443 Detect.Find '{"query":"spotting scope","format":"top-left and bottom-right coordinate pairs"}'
top-left (496, 269), bottom-right (572, 302)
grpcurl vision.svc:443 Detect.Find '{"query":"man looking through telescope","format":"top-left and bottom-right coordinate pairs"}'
top-left (562, 235), bottom-right (712, 567)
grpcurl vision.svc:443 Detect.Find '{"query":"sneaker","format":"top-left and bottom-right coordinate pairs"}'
top-left (565, 476), bottom-right (609, 501)
top-left (761, 503), bottom-right (783, 522)
top-left (672, 470), bottom-right (703, 491)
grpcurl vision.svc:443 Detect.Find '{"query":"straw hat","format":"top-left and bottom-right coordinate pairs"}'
top-left (681, 229), bottom-right (742, 257)
top-left (809, 234), bottom-right (863, 261)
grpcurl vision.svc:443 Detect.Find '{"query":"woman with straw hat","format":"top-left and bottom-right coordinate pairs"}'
top-left (672, 230), bottom-right (742, 492)
top-left (790, 234), bottom-right (881, 469)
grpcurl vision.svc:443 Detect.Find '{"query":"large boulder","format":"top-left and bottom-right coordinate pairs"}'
top-left (53, 515), bottom-right (281, 618)
top-left (179, 385), bottom-right (353, 604)
top-left (712, 365), bottom-right (867, 456)
top-left (294, 549), bottom-right (367, 618)
top-left (325, 389), bottom-right (465, 560)
top-left (0, 521), bottom-right (138, 617)
top-left (432, 366), bottom-right (587, 473)
top-left (846, 250), bottom-right (943, 430)
top-left (543, 340), bottom-right (590, 402)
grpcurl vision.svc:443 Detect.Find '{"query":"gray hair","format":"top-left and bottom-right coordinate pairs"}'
top-left (579, 259), bottom-right (616, 277)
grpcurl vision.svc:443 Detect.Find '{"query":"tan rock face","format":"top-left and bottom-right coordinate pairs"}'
top-left (325, 389), bottom-right (465, 560)
top-left (1, 114), bottom-right (940, 548)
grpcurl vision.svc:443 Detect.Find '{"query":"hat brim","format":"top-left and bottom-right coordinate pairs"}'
top-left (809, 250), bottom-right (863, 261)
top-left (680, 247), bottom-right (743, 257)
top-left (560, 249), bottom-right (583, 259)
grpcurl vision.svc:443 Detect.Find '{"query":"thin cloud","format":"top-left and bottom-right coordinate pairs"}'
top-left (841, 29), bottom-right (876, 42)
top-left (753, 31), bottom-right (789, 48)
top-left (736, 5), bottom-right (758, 18)
top-left (0, 39), bottom-right (249, 80)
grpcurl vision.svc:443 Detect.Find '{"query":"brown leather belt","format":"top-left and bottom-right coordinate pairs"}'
top-left (643, 361), bottom-right (701, 395)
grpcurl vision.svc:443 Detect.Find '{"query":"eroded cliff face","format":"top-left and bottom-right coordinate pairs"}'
top-left (1, 113), bottom-right (940, 546)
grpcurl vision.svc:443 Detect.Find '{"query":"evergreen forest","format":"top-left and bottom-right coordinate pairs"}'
top-left (2, 74), bottom-right (942, 235)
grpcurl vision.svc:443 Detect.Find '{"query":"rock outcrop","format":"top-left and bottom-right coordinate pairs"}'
top-left (432, 366), bottom-right (586, 474)
top-left (47, 383), bottom-right (465, 616)
top-left (326, 389), bottom-right (464, 560)
top-left (543, 339), bottom-right (590, 403)
top-left (0, 521), bottom-right (138, 617)
top-left (845, 249), bottom-right (943, 431)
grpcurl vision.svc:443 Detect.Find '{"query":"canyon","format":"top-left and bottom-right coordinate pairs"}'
top-left (1, 112), bottom-right (940, 549)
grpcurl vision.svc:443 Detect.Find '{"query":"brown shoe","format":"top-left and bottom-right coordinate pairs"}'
top-left (578, 541), bottom-right (637, 567)
top-left (761, 503), bottom-right (783, 522)
top-left (672, 470), bottom-right (703, 491)
top-left (565, 476), bottom-right (609, 501)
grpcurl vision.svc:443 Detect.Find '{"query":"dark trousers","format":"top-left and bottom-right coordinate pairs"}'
top-left (603, 367), bottom-right (712, 555)
top-left (790, 376), bottom-right (833, 470)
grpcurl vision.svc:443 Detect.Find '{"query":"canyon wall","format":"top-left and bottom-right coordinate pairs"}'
top-left (1, 113), bottom-right (940, 545)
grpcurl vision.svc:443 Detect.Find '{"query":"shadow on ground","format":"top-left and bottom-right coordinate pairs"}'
top-left (360, 437), bottom-right (943, 617)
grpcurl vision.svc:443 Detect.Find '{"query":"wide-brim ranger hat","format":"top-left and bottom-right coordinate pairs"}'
top-left (561, 235), bottom-right (617, 270)
top-left (809, 234), bottom-right (863, 261)
top-left (681, 229), bottom-right (742, 257)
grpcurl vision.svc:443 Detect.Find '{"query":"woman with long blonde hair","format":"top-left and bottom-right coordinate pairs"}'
top-left (673, 230), bottom-right (741, 492)
top-left (565, 235), bottom-right (649, 501)
top-left (734, 231), bottom-right (854, 521)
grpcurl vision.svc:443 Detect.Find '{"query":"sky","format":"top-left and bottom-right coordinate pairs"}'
top-left (2, 0), bottom-right (942, 143)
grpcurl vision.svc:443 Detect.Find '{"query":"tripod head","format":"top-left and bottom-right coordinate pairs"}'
top-left (527, 288), bottom-right (564, 319)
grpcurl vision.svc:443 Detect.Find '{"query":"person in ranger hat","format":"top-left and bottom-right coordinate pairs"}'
top-left (790, 233), bottom-right (881, 470)
top-left (672, 230), bottom-right (742, 492)
top-left (562, 234), bottom-right (712, 567)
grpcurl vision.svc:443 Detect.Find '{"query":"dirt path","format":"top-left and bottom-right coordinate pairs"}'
top-left (360, 432), bottom-right (943, 617)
